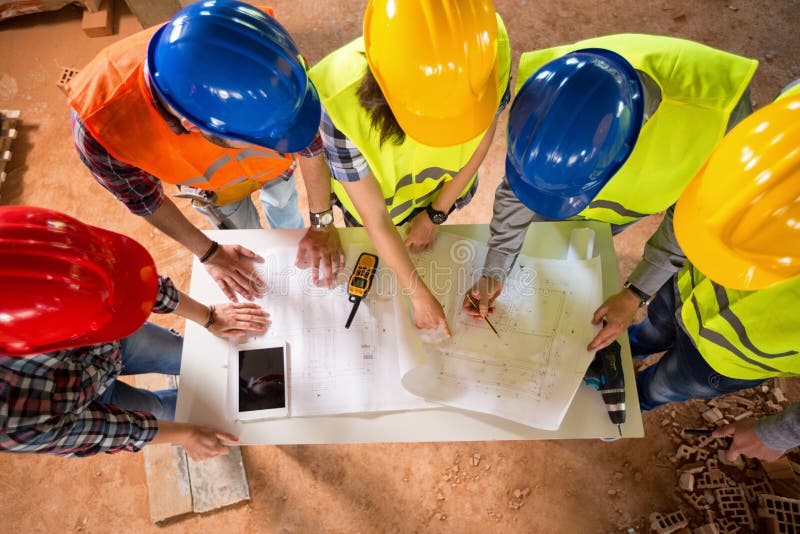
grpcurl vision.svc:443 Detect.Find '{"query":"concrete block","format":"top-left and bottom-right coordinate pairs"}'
top-left (143, 444), bottom-right (193, 524)
top-left (187, 447), bottom-right (250, 513)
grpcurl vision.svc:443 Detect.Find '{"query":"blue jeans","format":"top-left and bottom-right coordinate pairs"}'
top-left (629, 278), bottom-right (764, 410)
top-left (98, 322), bottom-right (183, 421)
top-left (201, 175), bottom-right (304, 230)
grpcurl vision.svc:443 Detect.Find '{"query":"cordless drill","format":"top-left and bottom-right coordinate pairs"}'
top-left (583, 340), bottom-right (626, 436)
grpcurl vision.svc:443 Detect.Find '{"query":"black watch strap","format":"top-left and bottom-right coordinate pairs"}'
top-left (624, 282), bottom-right (651, 307)
top-left (425, 204), bottom-right (448, 225)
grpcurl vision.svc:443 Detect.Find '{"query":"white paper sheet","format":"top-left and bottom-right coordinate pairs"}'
top-left (228, 231), bottom-right (602, 431)
top-left (234, 246), bottom-right (431, 416)
top-left (395, 232), bottom-right (603, 430)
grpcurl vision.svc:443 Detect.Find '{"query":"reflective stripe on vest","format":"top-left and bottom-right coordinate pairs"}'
top-left (311, 14), bottom-right (512, 225)
top-left (518, 34), bottom-right (757, 225)
top-left (676, 264), bottom-right (800, 379)
top-left (66, 22), bottom-right (295, 201)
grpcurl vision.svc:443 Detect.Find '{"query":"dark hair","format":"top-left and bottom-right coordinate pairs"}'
top-left (357, 65), bottom-right (406, 146)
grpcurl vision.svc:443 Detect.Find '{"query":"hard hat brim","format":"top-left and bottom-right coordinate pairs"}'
top-left (675, 169), bottom-right (784, 291)
top-left (505, 155), bottom-right (598, 220)
top-left (246, 80), bottom-right (322, 154)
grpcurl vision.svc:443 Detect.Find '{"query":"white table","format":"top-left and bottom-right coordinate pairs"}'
top-left (176, 222), bottom-right (643, 443)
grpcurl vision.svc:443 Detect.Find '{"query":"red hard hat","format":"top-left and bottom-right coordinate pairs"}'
top-left (0, 206), bottom-right (158, 356)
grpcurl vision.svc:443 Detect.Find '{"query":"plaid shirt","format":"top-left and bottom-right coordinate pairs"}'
top-left (0, 276), bottom-right (179, 457)
top-left (70, 109), bottom-right (324, 216)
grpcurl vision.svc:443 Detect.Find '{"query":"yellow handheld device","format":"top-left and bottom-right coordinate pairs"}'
top-left (346, 253), bottom-right (379, 328)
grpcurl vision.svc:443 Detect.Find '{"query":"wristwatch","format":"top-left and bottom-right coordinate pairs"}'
top-left (309, 208), bottom-right (334, 228)
top-left (624, 281), bottom-right (652, 308)
top-left (425, 204), bottom-right (448, 225)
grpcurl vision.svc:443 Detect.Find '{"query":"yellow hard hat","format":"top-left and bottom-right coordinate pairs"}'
top-left (675, 94), bottom-right (800, 290)
top-left (364, 0), bottom-right (499, 147)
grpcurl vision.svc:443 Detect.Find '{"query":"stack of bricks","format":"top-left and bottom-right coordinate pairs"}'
top-left (649, 384), bottom-right (800, 533)
top-left (0, 109), bottom-right (20, 201)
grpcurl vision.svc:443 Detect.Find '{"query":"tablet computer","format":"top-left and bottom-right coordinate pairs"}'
top-left (228, 341), bottom-right (289, 421)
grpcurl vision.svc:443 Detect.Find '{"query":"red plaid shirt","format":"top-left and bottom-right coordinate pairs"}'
top-left (0, 276), bottom-right (179, 456)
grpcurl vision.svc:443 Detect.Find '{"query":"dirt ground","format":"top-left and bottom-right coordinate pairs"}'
top-left (1, 1), bottom-right (799, 532)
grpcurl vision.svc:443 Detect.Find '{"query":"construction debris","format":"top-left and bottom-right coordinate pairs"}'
top-left (630, 382), bottom-right (798, 533)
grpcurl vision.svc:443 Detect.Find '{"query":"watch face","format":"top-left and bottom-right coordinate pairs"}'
top-left (431, 212), bottom-right (447, 224)
top-left (320, 212), bottom-right (334, 226)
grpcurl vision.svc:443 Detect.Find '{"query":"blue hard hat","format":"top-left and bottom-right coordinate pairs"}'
top-left (505, 49), bottom-right (644, 220)
top-left (147, 0), bottom-right (320, 153)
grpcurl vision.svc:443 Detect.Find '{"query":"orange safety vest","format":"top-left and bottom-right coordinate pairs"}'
top-left (66, 10), bottom-right (296, 206)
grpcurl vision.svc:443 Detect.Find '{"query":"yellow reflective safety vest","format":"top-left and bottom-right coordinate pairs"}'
top-left (67, 18), bottom-right (295, 206)
top-left (676, 264), bottom-right (800, 379)
top-left (518, 34), bottom-right (757, 224)
top-left (777, 81), bottom-right (800, 101)
top-left (310, 15), bottom-right (511, 225)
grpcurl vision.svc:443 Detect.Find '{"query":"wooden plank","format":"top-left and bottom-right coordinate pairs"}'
top-left (83, 0), bottom-right (103, 12)
top-left (82, 0), bottom-right (114, 37)
top-left (187, 447), bottom-right (250, 513)
top-left (122, 0), bottom-right (182, 28)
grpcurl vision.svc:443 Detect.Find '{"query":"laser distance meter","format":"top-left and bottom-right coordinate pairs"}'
top-left (345, 253), bottom-right (379, 328)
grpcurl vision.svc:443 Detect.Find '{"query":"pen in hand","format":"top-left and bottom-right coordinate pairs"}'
top-left (466, 292), bottom-right (500, 337)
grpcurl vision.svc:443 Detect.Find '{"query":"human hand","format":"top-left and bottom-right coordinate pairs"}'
top-left (203, 244), bottom-right (265, 302)
top-left (207, 302), bottom-right (270, 338)
top-left (713, 419), bottom-right (785, 462)
top-left (295, 226), bottom-right (345, 288)
top-left (587, 289), bottom-right (641, 351)
top-left (177, 424), bottom-right (239, 461)
top-left (463, 276), bottom-right (504, 318)
top-left (411, 290), bottom-right (451, 337)
top-left (404, 211), bottom-right (439, 253)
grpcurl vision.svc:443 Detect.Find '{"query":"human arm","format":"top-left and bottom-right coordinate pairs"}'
top-left (295, 150), bottom-right (344, 287)
top-left (154, 275), bottom-right (269, 337)
top-left (404, 119), bottom-right (499, 252)
top-left (150, 421), bottom-right (239, 461)
top-left (588, 205), bottom-right (688, 350)
top-left (70, 111), bottom-right (265, 302)
top-left (340, 175), bottom-right (450, 335)
top-left (713, 404), bottom-right (800, 462)
top-left (463, 176), bottom-right (541, 316)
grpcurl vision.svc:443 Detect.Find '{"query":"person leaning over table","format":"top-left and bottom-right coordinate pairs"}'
top-left (66, 0), bottom-right (345, 300)
top-left (0, 206), bottom-right (269, 460)
top-left (309, 0), bottom-right (511, 335)
top-left (462, 35), bottom-right (756, 347)
top-left (623, 85), bottom-right (800, 462)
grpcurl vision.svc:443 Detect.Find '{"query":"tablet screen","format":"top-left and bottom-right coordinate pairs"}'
top-left (238, 347), bottom-right (286, 413)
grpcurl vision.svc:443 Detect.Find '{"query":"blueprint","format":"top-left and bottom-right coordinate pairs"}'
top-left (228, 230), bottom-right (602, 430)
top-left (397, 231), bottom-right (603, 430)
top-left (232, 246), bottom-right (431, 417)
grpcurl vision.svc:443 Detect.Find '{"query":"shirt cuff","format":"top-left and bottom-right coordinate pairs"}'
top-left (482, 248), bottom-right (516, 281)
top-left (627, 260), bottom-right (679, 297)
top-left (755, 405), bottom-right (800, 452)
top-left (154, 275), bottom-right (180, 314)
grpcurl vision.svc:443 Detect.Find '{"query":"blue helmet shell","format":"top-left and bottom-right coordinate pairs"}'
top-left (505, 48), bottom-right (644, 219)
top-left (147, 0), bottom-right (320, 153)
